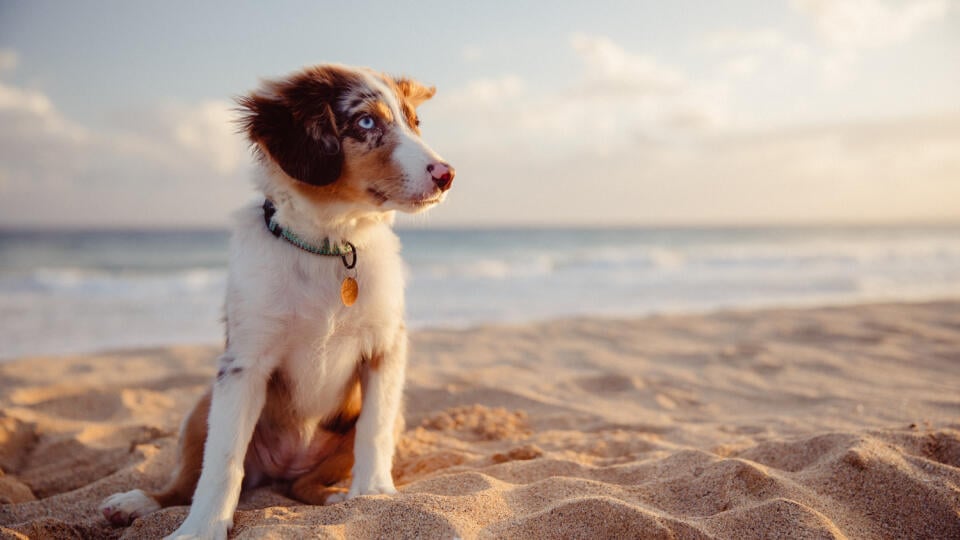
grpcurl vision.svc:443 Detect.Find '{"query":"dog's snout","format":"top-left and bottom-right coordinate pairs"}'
top-left (427, 162), bottom-right (455, 191)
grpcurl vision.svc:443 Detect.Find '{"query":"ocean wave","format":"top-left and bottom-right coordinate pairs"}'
top-left (0, 267), bottom-right (227, 296)
top-left (4, 226), bottom-right (960, 359)
top-left (408, 238), bottom-right (960, 282)
top-left (418, 255), bottom-right (556, 280)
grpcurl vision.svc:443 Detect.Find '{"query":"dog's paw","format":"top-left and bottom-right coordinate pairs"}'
top-left (323, 491), bottom-right (349, 505)
top-left (324, 482), bottom-right (397, 505)
top-left (99, 489), bottom-right (161, 526)
top-left (164, 519), bottom-right (229, 540)
top-left (349, 482), bottom-right (398, 499)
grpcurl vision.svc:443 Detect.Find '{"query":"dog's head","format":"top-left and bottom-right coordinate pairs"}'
top-left (237, 64), bottom-right (453, 214)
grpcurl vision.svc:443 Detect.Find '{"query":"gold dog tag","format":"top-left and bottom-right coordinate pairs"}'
top-left (341, 277), bottom-right (358, 306)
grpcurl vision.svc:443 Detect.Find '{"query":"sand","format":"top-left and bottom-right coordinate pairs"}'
top-left (1, 300), bottom-right (959, 539)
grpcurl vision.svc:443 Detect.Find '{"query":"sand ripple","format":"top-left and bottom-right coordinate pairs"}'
top-left (2, 302), bottom-right (960, 538)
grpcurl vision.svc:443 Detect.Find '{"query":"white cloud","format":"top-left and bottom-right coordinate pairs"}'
top-left (0, 83), bottom-right (50, 115)
top-left (792, 0), bottom-right (950, 49)
top-left (443, 75), bottom-right (525, 106)
top-left (134, 101), bottom-right (246, 176)
top-left (0, 82), bottom-right (87, 138)
top-left (460, 45), bottom-right (485, 62)
top-left (792, 0), bottom-right (950, 84)
top-left (701, 28), bottom-right (810, 60)
top-left (703, 28), bottom-right (787, 51)
top-left (0, 81), bottom-right (91, 192)
top-left (423, 111), bottom-right (960, 226)
top-left (700, 28), bottom-right (812, 76)
top-left (420, 32), bottom-right (960, 226)
top-left (567, 34), bottom-right (729, 133)
top-left (431, 34), bottom-right (727, 159)
top-left (721, 55), bottom-right (761, 77)
top-left (0, 49), bottom-right (18, 73)
top-left (706, 2), bottom-right (950, 87)
top-left (0, 64), bottom-right (251, 226)
top-left (174, 102), bottom-right (242, 174)
top-left (571, 33), bottom-right (686, 97)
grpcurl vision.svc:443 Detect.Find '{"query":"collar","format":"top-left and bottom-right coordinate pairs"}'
top-left (262, 199), bottom-right (357, 269)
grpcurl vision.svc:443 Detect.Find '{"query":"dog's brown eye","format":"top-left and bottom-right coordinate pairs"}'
top-left (357, 115), bottom-right (376, 130)
top-left (415, 118), bottom-right (421, 127)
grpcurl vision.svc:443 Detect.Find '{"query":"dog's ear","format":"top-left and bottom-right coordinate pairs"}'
top-left (395, 78), bottom-right (436, 108)
top-left (236, 81), bottom-right (344, 187)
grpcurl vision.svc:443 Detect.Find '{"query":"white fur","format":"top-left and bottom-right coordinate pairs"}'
top-left (99, 489), bottom-right (161, 525)
top-left (162, 68), bottom-right (442, 540)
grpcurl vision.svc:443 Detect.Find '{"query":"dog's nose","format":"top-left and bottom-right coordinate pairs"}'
top-left (427, 162), bottom-right (455, 191)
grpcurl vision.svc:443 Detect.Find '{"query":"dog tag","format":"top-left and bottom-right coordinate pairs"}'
top-left (341, 277), bottom-right (358, 306)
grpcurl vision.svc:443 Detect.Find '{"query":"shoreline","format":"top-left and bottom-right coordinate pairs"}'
top-left (6, 296), bottom-right (960, 363)
top-left (2, 300), bottom-right (959, 538)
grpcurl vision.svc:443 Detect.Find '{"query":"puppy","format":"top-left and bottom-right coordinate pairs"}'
top-left (99, 64), bottom-right (454, 539)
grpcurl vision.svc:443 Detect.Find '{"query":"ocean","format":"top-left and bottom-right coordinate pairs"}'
top-left (2, 225), bottom-right (959, 360)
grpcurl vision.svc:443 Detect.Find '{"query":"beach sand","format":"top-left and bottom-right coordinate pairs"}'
top-left (1, 301), bottom-right (959, 539)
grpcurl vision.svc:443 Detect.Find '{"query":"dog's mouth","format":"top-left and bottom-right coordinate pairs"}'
top-left (367, 188), bottom-right (443, 208)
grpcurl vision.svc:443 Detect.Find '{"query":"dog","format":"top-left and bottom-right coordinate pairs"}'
top-left (98, 64), bottom-right (454, 539)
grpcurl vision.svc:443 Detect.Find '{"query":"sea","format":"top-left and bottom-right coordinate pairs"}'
top-left (2, 225), bottom-right (959, 360)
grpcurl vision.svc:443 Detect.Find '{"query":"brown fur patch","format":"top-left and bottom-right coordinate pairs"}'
top-left (322, 372), bottom-right (363, 433)
top-left (389, 77), bottom-right (436, 133)
top-left (258, 371), bottom-right (300, 432)
top-left (237, 65), bottom-right (365, 187)
top-left (280, 125), bottom-right (403, 209)
top-left (246, 369), bottom-right (361, 484)
top-left (149, 389), bottom-right (210, 507)
top-left (288, 431), bottom-right (355, 504)
top-left (395, 77), bottom-right (436, 107)
top-left (372, 101), bottom-right (394, 124)
top-left (365, 351), bottom-right (385, 371)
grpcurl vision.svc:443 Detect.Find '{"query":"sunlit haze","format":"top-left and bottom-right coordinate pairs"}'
top-left (1, 1), bottom-right (958, 227)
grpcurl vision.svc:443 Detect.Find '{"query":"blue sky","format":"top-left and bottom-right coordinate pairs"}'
top-left (1, 0), bottom-right (958, 227)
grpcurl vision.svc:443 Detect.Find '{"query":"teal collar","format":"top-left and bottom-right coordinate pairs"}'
top-left (262, 200), bottom-right (357, 269)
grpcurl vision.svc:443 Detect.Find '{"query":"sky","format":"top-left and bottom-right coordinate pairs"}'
top-left (0, 0), bottom-right (958, 228)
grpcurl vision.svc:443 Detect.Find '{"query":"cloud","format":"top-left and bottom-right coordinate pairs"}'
top-left (676, 113), bottom-right (960, 223)
top-left (460, 45), bottom-right (485, 62)
top-left (568, 34), bottom-right (728, 133)
top-left (0, 49), bottom-right (18, 73)
top-left (0, 61), bottom-right (251, 226)
top-left (109, 100), bottom-right (247, 176)
top-left (570, 33), bottom-right (687, 97)
top-left (699, 28), bottom-right (812, 78)
top-left (792, 0), bottom-right (950, 49)
top-left (422, 111), bottom-right (960, 226)
top-left (431, 34), bottom-right (727, 159)
top-left (791, 0), bottom-right (950, 84)
top-left (418, 32), bottom-right (960, 226)
top-left (703, 29), bottom-right (788, 51)
top-left (701, 28), bottom-right (811, 61)
top-left (705, 2), bottom-right (950, 86)
top-left (0, 81), bottom-right (91, 192)
top-left (442, 75), bottom-right (525, 106)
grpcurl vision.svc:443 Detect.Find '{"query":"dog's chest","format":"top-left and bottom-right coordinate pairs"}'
top-left (226, 214), bottom-right (405, 414)
top-left (268, 247), bottom-right (403, 415)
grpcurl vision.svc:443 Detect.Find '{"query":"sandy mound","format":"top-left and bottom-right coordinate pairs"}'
top-left (1, 301), bottom-right (959, 538)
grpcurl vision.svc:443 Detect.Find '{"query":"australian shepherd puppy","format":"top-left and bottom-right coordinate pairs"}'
top-left (99, 64), bottom-right (454, 539)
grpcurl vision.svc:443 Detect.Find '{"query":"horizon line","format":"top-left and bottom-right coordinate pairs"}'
top-left (2, 219), bottom-right (960, 233)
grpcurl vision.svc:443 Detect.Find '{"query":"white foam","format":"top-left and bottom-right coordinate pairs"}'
top-left (4, 227), bottom-right (960, 359)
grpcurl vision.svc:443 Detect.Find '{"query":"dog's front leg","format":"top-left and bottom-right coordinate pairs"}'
top-left (344, 335), bottom-right (408, 500)
top-left (166, 355), bottom-right (269, 540)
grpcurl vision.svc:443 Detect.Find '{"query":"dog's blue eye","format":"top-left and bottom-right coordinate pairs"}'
top-left (358, 115), bottom-right (376, 130)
